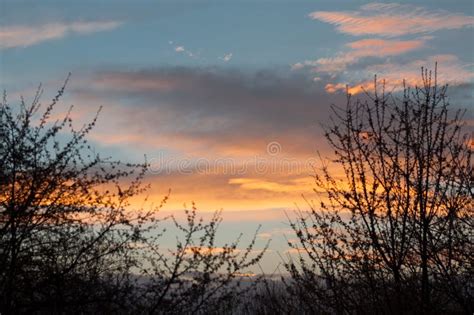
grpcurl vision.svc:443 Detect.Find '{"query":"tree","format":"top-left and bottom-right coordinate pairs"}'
top-left (135, 205), bottom-right (266, 314)
top-left (0, 76), bottom-right (265, 314)
top-left (286, 67), bottom-right (473, 314)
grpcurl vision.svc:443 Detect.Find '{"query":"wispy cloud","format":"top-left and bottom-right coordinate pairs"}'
top-left (366, 54), bottom-right (474, 87)
top-left (297, 3), bottom-right (474, 94)
top-left (310, 3), bottom-right (474, 37)
top-left (323, 55), bottom-right (474, 94)
top-left (220, 53), bottom-right (233, 62)
top-left (229, 177), bottom-right (313, 193)
top-left (293, 38), bottom-right (426, 74)
top-left (346, 38), bottom-right (426, 57)
top-left (171, 43), bottom-right (197, 58)
top-left (0, 20), bottom-right (122, 49)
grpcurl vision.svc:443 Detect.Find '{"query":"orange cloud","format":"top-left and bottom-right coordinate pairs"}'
top-left (347, 38), bottom-right (425, 57)
top-left (310, 3), bottom-right (474, 37)
top-left (136, 171), bottom-right (316, 213)
top-left (229, 177), bottom-right (313, 193)
top-left (325, 82), bottom-right (370, 95)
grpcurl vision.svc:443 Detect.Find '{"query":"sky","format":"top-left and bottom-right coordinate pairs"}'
top-left (1, 0), bottom-right (473, 272)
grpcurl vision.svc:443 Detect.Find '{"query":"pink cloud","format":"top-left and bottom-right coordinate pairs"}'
top-left (324, 55), bottom-right (474, 94)
top-left (347, 38), bottom-right (425, 57)
top-left (0, 21), bottom-right (122, 49)
top-left (366, 54), bottom-right (474, 86)
top-left (310, 3), bottom-right (474, 37)
top-left (294, 3), bottom-right (474, 95)
top-left (293, 38), bottom-right (426, 74)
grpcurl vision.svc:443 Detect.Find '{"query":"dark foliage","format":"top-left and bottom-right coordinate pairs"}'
top-left (286, 67), bottom-right (473, 314)
top-left (0, 76), bottom-right (266, 314)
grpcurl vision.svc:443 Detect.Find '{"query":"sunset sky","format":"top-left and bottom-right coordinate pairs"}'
top-left (1, 0), bottom-right (473, 272)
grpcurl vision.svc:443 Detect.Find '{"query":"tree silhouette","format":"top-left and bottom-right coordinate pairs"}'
top-left (0, 76), bottom-right (265, 314)
top-left (135, 205), bottom-right (266, 314)
top-left (286, 67), bottom-right (472, 314)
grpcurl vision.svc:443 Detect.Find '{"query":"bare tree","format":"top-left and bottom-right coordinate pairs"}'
top-left (287, 66), bottom-right (473, 314)
top-left (0, 76), bottom-right (266, 314)
top-left (135, 205), bottom-right (266, 314)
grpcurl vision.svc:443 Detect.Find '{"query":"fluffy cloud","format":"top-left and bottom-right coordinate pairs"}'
top-left (0, 21), bottom-right (122, 49)
top-left (310, 3), bottom-right (474, 37)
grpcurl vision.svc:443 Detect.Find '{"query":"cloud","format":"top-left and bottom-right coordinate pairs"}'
top-left (324, 81), bottom-right (372, 95)
top-left (366, 54), bottom-right (474, 86)
top-left (293, 38), bottom-right (426, 74)
top-left (184, 246), bottom-right (241, 256)
top-left (66, 66), bottom-right (471, 213)
top-left (322, 55), bottom-right (474, 94)
top-left (229, 178), bottom-right (313, 193)
top-left (0, 20), bottom-right (122, 49)
top-left (72, 67), bottom-right (343, 158)
top-left (310, 3), bottom-right (474, 37)
top-left (220, 53), bottom-right (233, 62)
top-left (64, 68), bottom-right (343, 211)
top-left (137, 171), bottom-right (315, 213)
top-left (296, 3), bottom-right (474, 95)
top-left (347, 38), bottom-right (425, 57)
top-left (172, 44), bottom-right (197, 58)
top-left (94, 71), bottom-right (178, 92)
